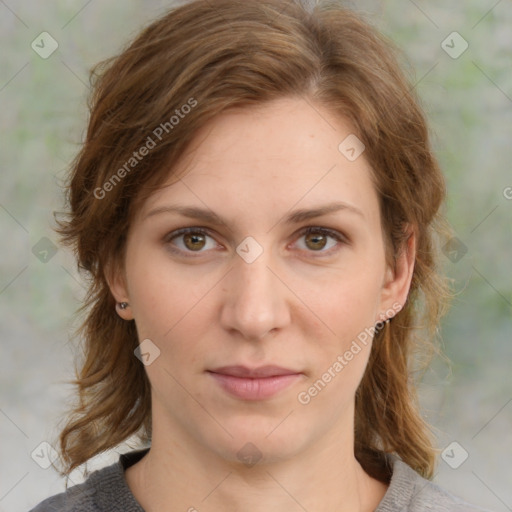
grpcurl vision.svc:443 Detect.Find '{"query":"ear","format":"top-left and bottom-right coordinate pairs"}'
top-left (377, 224), bottom-right (416, 322)
top-left (105, 259), bottom-right (133, 320)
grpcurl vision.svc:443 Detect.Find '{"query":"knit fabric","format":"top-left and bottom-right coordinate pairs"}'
top-left (29, 449), bottom-right (493, 511)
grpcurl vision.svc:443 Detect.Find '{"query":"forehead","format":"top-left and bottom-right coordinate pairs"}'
top-left (138, 97), bottom-right (380, 227)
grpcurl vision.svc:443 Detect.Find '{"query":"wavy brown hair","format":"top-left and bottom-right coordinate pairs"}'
top-left (55, 0), bottom-right (454, 480)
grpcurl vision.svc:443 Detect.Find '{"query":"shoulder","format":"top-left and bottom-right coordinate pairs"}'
top-left (376, 456), bottom-right (495, 512)
top-left (28, 450), bottom-right (147, 512)
top-left (28, 477), bottom-right (98, 512)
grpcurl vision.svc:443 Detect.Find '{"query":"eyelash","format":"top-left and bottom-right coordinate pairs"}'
top-left (163, 226), bottom-right (348, 257)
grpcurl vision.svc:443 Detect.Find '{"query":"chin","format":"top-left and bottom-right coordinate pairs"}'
top-left (207, 419), bottom-right (309, 466)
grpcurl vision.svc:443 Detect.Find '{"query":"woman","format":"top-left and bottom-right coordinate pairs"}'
top-left (30, 0), bottom-right (493, 510)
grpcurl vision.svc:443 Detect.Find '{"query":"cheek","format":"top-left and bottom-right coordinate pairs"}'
top-left (291, 264), bottom-right (382, 342)
top-left (295, 280), bottom-right (377, 409)
top-left (288, 268), bottom-right (381, 403)
top-left (126, 256), bottom-right (222, 372)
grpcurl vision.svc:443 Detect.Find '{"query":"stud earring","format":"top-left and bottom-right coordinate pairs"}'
top-left (118, 302), bottom-right (129, 310)
top-left (375, 317), bottom-right (391, 330)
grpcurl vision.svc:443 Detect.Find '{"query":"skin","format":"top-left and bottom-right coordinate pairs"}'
top-left (108, 96), bottom-right (416, 512)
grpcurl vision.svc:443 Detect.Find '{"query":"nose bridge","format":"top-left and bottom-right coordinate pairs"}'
top-left (221, 247), bottom-right (288, 339)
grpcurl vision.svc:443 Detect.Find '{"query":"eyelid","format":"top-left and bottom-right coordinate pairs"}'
top-left (299, 226), bottom-right (349, 244)
top-left (163, 225), bottom-right (349, 256)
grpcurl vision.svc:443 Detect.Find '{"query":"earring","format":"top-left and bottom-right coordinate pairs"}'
top-left (118, 302), bottom-right (129, 310)
top-left (375, 317), bottom-right (391, 330)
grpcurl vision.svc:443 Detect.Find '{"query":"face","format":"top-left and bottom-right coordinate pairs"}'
top-left (109, 97), bottom-right (414, 466)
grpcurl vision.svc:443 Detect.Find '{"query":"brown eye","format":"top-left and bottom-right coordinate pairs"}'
top-left (304, 231), bottom-right (328, 251)
top-left (165, 227), bottom-right (218, 254)
top-left (183, 232), bottom-right (206, 251)
top-left (295, 226), bottom-right (347, 255)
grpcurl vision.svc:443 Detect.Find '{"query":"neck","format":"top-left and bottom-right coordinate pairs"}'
top-left (125, 409), bottom-right (388, 512)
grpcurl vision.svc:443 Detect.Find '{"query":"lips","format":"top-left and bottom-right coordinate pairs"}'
top-left (208, 365), bottom-right (300, 378)
top-left (207, 365), bottom-right (303, 400)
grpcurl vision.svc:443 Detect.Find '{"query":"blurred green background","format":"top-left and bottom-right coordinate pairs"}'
top-left (0, 1), bottom-right (511, 511)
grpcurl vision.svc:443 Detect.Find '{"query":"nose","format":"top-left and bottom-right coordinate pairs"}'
top-left (220, 249), bottom-right (290, 341)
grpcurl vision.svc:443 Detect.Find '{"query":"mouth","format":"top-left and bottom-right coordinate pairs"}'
top-left (206, 365), bottom-right (304, 401)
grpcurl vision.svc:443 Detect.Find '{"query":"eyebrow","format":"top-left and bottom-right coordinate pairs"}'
top-left (144, 201), bottom-right (365, 226)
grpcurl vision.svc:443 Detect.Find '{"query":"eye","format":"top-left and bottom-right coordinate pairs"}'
top-left (294, 226), bottom-right (348, 255)
top-left (164, 227), bottom-right (219, 255)
top-left (164, 226), bottom-right (348, 257)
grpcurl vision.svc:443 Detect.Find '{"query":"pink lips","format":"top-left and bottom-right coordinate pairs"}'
top-left (207, 365), bottom-right (303, 400)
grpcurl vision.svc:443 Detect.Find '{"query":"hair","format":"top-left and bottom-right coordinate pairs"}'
top-left (55, 0), bottom-right (454, 480)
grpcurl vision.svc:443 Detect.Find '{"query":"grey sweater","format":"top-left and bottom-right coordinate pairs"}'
top-left (29, 449), bottom-right (493, 511)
